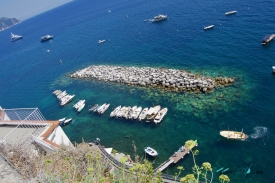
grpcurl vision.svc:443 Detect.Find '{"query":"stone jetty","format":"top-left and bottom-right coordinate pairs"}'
top-left (69, 65), bottom-right (235, 93)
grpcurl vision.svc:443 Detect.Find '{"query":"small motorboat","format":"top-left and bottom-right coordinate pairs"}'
top-left (225, 11), bottom-right (237, 15)
top-left (93, 104), bottom-right (101, 112)
top-left (88, 104), bottom-right (98, 112)
top-left (261, 34), bottom-right (275, 45)
top-left (146, 105), bottom-right (161, 122)
top-left (220, 128), bottom-right (248, 141)
top-left (154, 108), bottom-right (168, 124)
top-left (62, 118), bottom-right (72, 126)
top-left (97, 103), bottom-right (106, 113)
top-left (98, 40), bottom-right (105, 43)
top-left (59, 117), bottom-right (66, 123)
top-left (138, 107), bottom-right (148, 121)
top-left (77, 103), bottom-right (85, 112)
top-left (204, 25), bottom-right (214, 30)
top-left (132, 106), bottom-right (142, 120)
top-left (110, 106), bottom-right (121, 117)
top-left (272, 66), bottom-right (275, 74)
top-left (144, 147), bottom-right (158, 156)
top-left (99, 103), bottom-right (110, 114)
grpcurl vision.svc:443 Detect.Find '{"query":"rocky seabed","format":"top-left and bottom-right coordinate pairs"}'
top-left (69, 65), bottom-right (235, 93)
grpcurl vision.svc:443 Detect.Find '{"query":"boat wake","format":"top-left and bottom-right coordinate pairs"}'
top-left (249, 126), bottom-right (268, 139)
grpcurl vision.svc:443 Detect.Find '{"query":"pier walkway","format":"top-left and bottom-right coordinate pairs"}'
top-left (154, 140), bottom-right (198, 173)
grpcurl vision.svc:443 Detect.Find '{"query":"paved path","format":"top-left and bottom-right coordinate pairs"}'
top-left (0, 156), bottom-right (26, 183)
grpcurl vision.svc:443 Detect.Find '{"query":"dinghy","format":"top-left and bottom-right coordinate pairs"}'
top-left (144, 147), bottom-right (158, 156)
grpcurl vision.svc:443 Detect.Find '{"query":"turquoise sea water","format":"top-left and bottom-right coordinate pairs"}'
top-left (0, 0), bottom-right (275, 182)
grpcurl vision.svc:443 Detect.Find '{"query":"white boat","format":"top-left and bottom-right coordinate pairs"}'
top-left (59, 117), bottom-right (66, 123)
top-left (204, 25), bottom-right (214, 30)
top-left (225, 11), bottom-right (237, 15)
top-left (146, 105), bottom-right (161, 122)
top-left (57, 90), bottom-right (67, 100)
top-left (127, 106), bottom-right (137, 119)
top-left (123, 106), bottom-right (131, 118)
top-left (77, 103), bottom-right (85, 112)
top-left (116, 106), bottom-right (126, 117)
top-left (220, 128), bottom-right (248, 141)
top-left (99, 103), bottom-right (110, 114)
top-left (138, 107), bottom-right (148, 121)
top-left (93, 104), bottom-right (102, 113)
top-left (144, 147), bottom-right (158, 156)
top-left (52, 90), bottom-right (62, 95)
top-left (88, 104), bottom-right (98, 112)
top-left (10, 33), bottom-right (22, 42)
top-left (154, 108), bottom-right (168, 124)
top-left (272, 66), bottom-right (275, 74)
top-left (62, 118), bottom-right (72, 126)
top-left (73, 100), bottom-right (85, 109)
top-left (261, 34), bottom-right (275, 45)
top-left (41, 35), bottom-right (54, 42)
top-left (110, 106), bottom-right (121, 117)
top-left (132, 107), bottom-right (142, 120)
top-left (97, 103), bottom-right (106, 113)
top-left (98, 40), bottom-right (106, 44)
top-left (152, 14), bottom-right (167, 22)
top-left (60, 94), bottom-right (75, 106)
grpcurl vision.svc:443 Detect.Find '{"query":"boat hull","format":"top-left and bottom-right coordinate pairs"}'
top-left (220, 130), bottom-right (248, 140)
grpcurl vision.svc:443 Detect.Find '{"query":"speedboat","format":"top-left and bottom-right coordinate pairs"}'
top-left (204, 25), bottom-right (214, 30)
top-left (154, 108), bottom-right (168, 124)
top-left (261, 34), bottom-right (275, 45)
top-left (97, 103), bottom-right (106, 113)
top-left (138, 107), bottom-right (148, 121)
top-left (59, 117), bottom-right (66, 124)
top-left (225, 11), bottom-right (237, 15)
top-left (60, 94), bottom-right (75, 106)
top-left (93, 104), bottom-right (102, 113)
top-left (77, 103), bottom-right (85, 112)
top-left (88, 104), bottom-right (98, 112)
top-left (220, 128), bottom-right (248, 141)
top-left (152, 14), bottom-right (167, 22)
top-left (62, 118), bottom-right (72, 126)
top-left (98, 40), bottom-right (105, 44)
top-left (41, 35), bottom-right (54, 42)
top-left (146, 105), bottom-right (161, 122)
top-left (110, 106), bottom-right (121, 117)
top-left (116, 106), bottom-right (126, 117)
top-left (73, 100), bottom-right (85, 109)
top-left (144, 147), bottom-right (158, 156)
top-left (10, 32), bottom-right (22, 42)
top-left (132, 106), bottom-right (142, 120)
top-left (127, 106), bottom-right (137, 119)
top-left (99, 103), bottom-right (110, 114)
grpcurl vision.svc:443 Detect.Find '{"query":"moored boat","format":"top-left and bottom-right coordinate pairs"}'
top-left (96, 103), bottom-right (106, 113)
top-left (261, 34), bottom-right (275, 45)
top-left (99, 103), bottom-right (110, 114)
top-left (127, 106), bottom-right (137, 119)
top-left (204, 25), bottom-right (214, 30)
top-left (220, 128), bottom-right (248, 141)
top-left (146, 105), bottom-right (161, 122)
top-left (59, 117), bottom-right (66, 123)
top-left (73, 100), bottom-right (85, 109)
top-left (138, 107), bottom-right (148, 121)
top-left (272, 66), bottom-right (275, 74)
top-left (225, 11), bottom-right (237, 15)
top-left (98, 40), bottom-right (105, 44)
top-left (154, 108), bottom-right (168, 124)
top-left (144, 147), bottom-right (158, 156)
top-left (88, 104), bottom-right (98, 112)
top-left (77, 103), bottom-right (85, 112)
top-left (110, 106), bottom-right (121, 117)
top-left (62, 118), bottom-right (72, 126)
top-left (116, 106), bottom-right (126, 117)
top-left (60, 94), bottom-right (75, 106)
top-left (132, 106), bottom-right (142, 120)
top-left (93, 104), bottom-right (102, 113)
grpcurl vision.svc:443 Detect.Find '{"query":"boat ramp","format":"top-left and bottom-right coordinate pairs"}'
top-left (154, 140), bottom-right (198, 173)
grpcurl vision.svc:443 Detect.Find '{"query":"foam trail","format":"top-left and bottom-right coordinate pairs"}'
top-left (249, 126), bottom-right (268, 139)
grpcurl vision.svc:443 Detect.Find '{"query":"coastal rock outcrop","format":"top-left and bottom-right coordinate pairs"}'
top-left (0, 17), bottom-right (21, 31)
top-left (69, 65), bottom-right (235, 93)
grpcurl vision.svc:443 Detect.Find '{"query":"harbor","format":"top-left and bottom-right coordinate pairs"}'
top-left (69, 65), bottom-right (235, 93)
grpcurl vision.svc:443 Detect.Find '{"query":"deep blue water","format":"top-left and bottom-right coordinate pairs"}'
top-left (1, 0), bottom-right (275, 182)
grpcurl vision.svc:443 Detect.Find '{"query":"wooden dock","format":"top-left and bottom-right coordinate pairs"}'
top-left (154, 140), bottom-right (198, 173)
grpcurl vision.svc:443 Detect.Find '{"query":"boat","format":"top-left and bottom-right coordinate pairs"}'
top-left (93, 104), bottom-right (102, 113)
top-left (204, 25), bottom-right (214, 30)
top-left (116, 106), bottom-right (126, 117)
top-left (146, 105), bottom-right (161, 122)
top-left (98, 40), bottom-right (105, 44)
top-left (57, 90), bottom-right (67, 100)
top-left (272, 66), bottom-right (275, 74)
top-left (99, 103), bottom-right (110, 114)
top-left (220, 128), bottom-right (248, 141)
top-left (41, 35), bottom-right (54, 42)
top-left (225, 11), bottom-right (237, 15)
top-left (110, 106), bottom-right (121, 117)
top-left (62, 118), bottom-right (72, 126)
top-left (77, 103), bottom-right (85, 112)
top-left (73, 100), bottom-right (85, 109)
top-left (52, 90), bottom-right (62, 95)
top-left (127, 106), bottom-right (137, 119)
top-left (96, 103), bottom-right (106, 113)
top-left (10, 33), bottom-right (22, 42)
top-left (144, 147), bottom-right (158, 156)
top-left (261, 34), bottom-right (275, 45)
top-left (123, 106), bottom-right (131, 118)
top-left (59, 117), bottom-right (66, 123)
top-left (138, 107), bottom-right (148, 121)
top-left (88, 104), bottom-right (98, 112)
top-left (132, 107), bottom-right (142, 120)
top-left (152, 14), bottom-right (167, 22)
top-left (154, 108), bottom-right (168, 124)
top-left (60, 94), bottom-right (75, 106)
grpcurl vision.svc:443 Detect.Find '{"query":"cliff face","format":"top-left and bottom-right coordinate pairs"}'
top-left (0, 17), bottom-right (21, 31)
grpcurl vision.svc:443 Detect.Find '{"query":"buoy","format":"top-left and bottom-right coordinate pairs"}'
top-left (222, 168), bottom-right (229, 173)
top-left (216, 167), bottom-right (224, 172)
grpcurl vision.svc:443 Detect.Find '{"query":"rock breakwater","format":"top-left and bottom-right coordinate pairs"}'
top-left (69, 65), bottom-right (235, 93)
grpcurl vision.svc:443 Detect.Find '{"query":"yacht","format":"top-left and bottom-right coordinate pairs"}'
top-left (261, 34), bottom-right (275, 45)
top-left (98, 40), bottom-right (105, 44)
top-left (225, 11), bottom-right (237, 15)
top-left (204, 25), bottom-right (214, 30)
top-left (154, 108), bottom-right (168, 124)
top-left (41, 35), bottom-right (54, 42)
top-left (10, 33), bottom-right (22, 42)
top-left (138, 107), bottom-right (148, 121)
top-left (152, 14), bottom-right (167, 22)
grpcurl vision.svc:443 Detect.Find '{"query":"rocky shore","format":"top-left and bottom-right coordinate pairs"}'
top-left (69, 65), bottom-right (235, 93)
